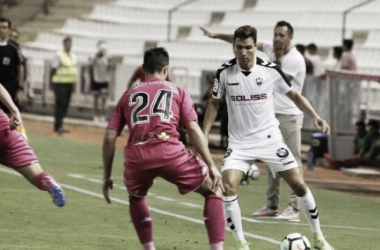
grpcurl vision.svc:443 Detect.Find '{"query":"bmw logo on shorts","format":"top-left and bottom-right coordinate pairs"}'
top-left (276, 148), bottom-right (289, 158)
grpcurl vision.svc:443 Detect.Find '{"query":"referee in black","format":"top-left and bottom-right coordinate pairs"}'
top-left (0, 17), bottom-right (26, 139)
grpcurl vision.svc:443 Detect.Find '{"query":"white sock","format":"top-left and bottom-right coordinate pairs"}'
top-left (298, 188), bottom-right (321, 233)
top-left (142, 242), bottom-right (155, 250)
top-left (224, 195), bottom-right (245, 241)
top-left (210, 242), bottom-right (224, 250)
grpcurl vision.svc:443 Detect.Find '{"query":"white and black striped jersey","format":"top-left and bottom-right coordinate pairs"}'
top-left (212, 57), bottom-right (292, 148)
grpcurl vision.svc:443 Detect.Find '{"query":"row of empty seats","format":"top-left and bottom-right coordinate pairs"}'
top-left (116, 0), bottom-right (246, 11)
top-left (56, 18), bottom-right (178, 41)
top-left (253, 0), bottom-right (364, 12)
top-left (85, 4), bottom-right (211, 26)
top-left (187, 25), bottom-right (343, 47)
top-left (25, 32), bottom-right (145, 57)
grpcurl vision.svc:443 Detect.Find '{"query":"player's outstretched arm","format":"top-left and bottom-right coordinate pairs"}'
top-left (286, 89), bottom-right (330, 134)
top-left (200, 26), bottom-right (234, 44)
top-left (0, 83), bottom-right (21, 130)
top-left (202, 97), bottom-right (220, 138)
top-left (186, 121), bottom-right (223, 192)
top-left (102, 128), bottom-right (117, 203)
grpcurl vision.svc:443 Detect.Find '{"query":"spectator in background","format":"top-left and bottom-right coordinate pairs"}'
top-left (0, 17), bottom-right (27, 140)
top-left (340, 39), bottom-right (357, 71)
top-left (50, 36), bottom-right (77, 134)
top-left (332, 46), bottom-right (343, 70)
top-left (353, 121), bottom-right (367, 155)
top-left (306, 43), bottom-right (324, 77)
top-left (89, 41), bottom-right (109, 122)
top-left (9, 28), bottom-right (33, 101)
top-left (295, 44), bottom-right (313, 75)
top-left (325, 120), bottom-right (380, 169)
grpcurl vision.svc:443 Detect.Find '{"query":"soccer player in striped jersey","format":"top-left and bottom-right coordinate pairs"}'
top-left (202, 25), bottom-right (334, 250)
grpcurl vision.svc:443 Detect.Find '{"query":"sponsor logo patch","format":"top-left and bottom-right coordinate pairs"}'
top-left (276, 148), bottom-right (289, 158)
top-left (227, 82), bottom-right (239, 86)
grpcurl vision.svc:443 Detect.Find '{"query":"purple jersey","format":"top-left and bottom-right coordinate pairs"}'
top-left (108, 77), bottom-right (198, 169)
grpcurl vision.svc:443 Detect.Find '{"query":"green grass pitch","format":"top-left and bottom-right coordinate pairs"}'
top-left (0, 132), bottom-right (379, 249)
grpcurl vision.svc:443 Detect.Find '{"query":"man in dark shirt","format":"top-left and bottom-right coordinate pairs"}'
top-left (0, 17), bottom-right (24, 113)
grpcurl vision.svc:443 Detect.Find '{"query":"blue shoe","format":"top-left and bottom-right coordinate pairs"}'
top-left (49, 184), bottom-right (66, 207)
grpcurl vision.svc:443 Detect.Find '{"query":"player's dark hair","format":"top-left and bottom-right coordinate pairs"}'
top-left (233, 25), bottom-right (257, 44)
top-left (63, 36), bottom-right (72, 44)
top-left (367, 120), bottom-right (379, 129)
top-left (0, 17), bottom-right (11, 28)
top-left (307, 43), bottom-right (317, 52)
top-left (275, 20), bottom-right (293, 36)
top-left (343, 39), bottom-right (354, 50)
top-left (333, 46), bottom-right (343, 59)
top-left (143, 47), bottom-right (169, 74)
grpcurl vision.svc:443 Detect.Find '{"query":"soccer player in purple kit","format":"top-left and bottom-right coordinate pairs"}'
top-left (0, 83), bottom-right (65, 207)
top-left (102, 47), bottom-right (225, 250)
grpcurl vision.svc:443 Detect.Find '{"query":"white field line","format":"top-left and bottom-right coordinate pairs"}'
top-left (0, 167), bottom-right (281, 245)
top-left (66, 172), bottom-right (380, 232)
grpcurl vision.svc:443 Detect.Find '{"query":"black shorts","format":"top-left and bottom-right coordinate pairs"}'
top-left (91, 81), bottom-right (109, 95)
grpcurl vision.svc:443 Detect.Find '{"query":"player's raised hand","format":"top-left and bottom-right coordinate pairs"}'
top-left (9, 111), bottom-right (21, 130)
top-left (200, 26), bottom-right (216, 38)
top-left (314, 117), bottom-right (330, 134)
top-left (209, 165), bottom-right (224, 193)
top-left (102, 177), bottom-right (114, 204)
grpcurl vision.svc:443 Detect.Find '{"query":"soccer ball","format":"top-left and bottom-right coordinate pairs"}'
top-left (248, 163), bottom-right (260, 180)
top-left (280, 233), bottom-right (311, 250)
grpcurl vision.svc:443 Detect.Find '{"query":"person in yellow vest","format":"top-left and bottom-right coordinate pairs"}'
top-left (50, 36), bottom-right (77, 134)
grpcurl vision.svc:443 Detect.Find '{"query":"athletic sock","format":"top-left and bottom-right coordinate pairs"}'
top-left (33, 172), bottom-right (56, 191)
top-left (129, 196), bottom-right (154, 246)
top-left (210, 242), bottom-right (224, 250)
top-left (204, 196), bottom-right (225, 246)
top-left (224, 195), bottom-right (245, 241)
top-left (298, 188), bottom-right (321, 233)
top-left (142, 242), bottom-right (155, 250)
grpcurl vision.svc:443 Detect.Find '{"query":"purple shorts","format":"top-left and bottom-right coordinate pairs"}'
top-left (124, 154), bottom-right (209, 197)
top-left (0, 129), bottom-right (38, 168)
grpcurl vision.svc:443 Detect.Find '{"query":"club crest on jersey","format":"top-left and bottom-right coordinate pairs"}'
top-left (159, 131), bottom-right (170, 140)
top-left (256, 78), bottom-right (263, 86)
top-left (276, 148), bottom-right (289, 158)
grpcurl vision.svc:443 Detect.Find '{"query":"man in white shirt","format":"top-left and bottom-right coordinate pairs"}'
top-left (201, 21), bottom-right (307, 222)
top-left (306, 43), bottom-right (324, 77)
top-left (202, 25), bottom-right (334, 250)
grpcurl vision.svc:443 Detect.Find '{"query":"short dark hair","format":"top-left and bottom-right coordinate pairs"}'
top-left (63, 36), bottom-right (72, 44)
top-left (343, 39), bottom-right (354, 50)
top-left (333, 46), bottom-right (343, 59)
top-left (275, 20), bottom-right (293, 36)
top-left (295, 44), bottom-right (305, 54)
top-left (0, 17), bottom-right (11, 28)
top-left (233, 25), bottom-right (257, 44)
top-left (307, 43), bottom-right (317, 51)
top-left (143, 47), bottom-right (169, 74)
top-left (367, 120), bottom-right (379, 129)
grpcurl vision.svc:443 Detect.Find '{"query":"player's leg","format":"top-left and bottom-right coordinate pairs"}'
top-left (124, 168), bottom-right (156, 250)
top-left (276, 114), bottom-right (303, 221)
top-left (100, 93), bottom-right (107, 122)
top-left (16, 162), bottom-right (66, 207)
top-left (53, 84), bottom-right (65, 132)
top-left (93, 94), bottom-right (99, 122)
top-left (195, 175), bottom-right (225, 250)
top-left (251, 169), bottom-right (280, 217)
top-left (160, 155), bottom-right (225, 250)
top-left (278, 168), bottom-right (334, 250)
